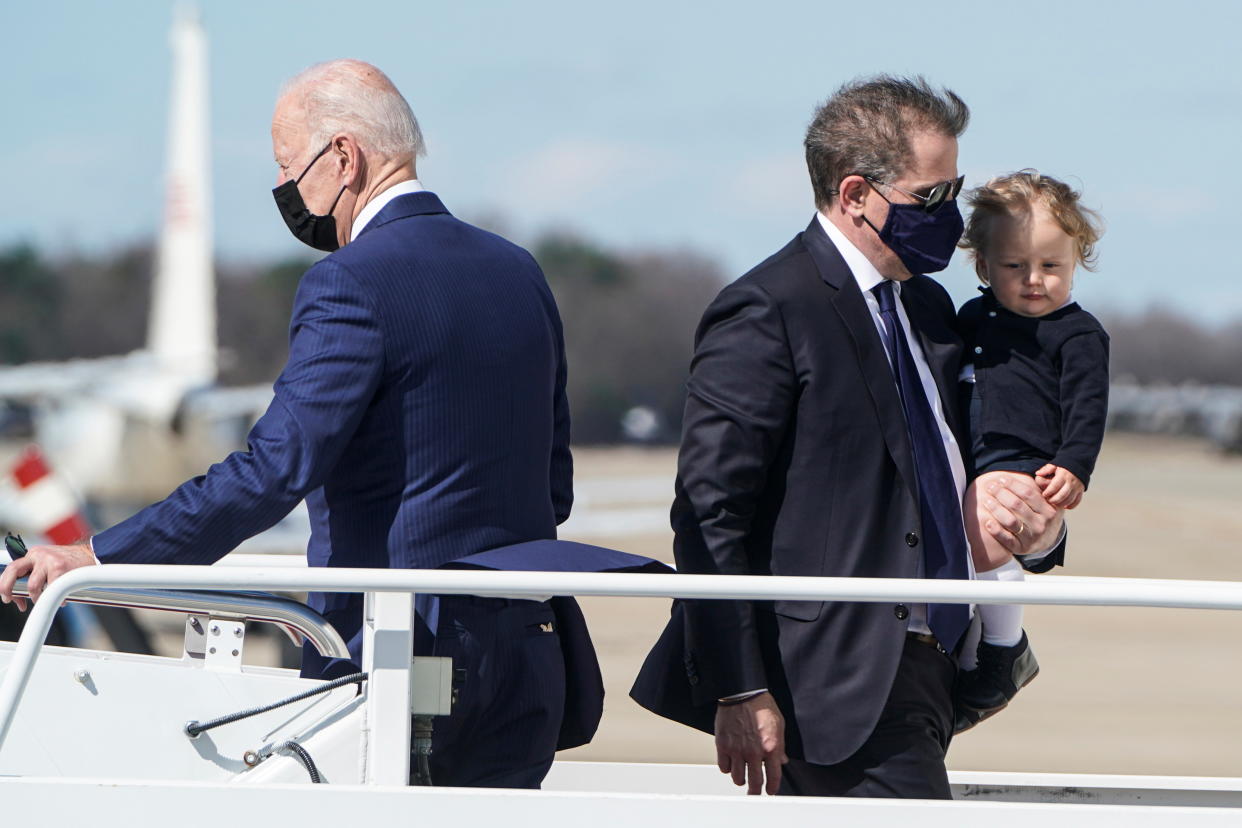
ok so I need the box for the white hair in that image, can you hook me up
[281,59,425,161]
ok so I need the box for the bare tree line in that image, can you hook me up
[1099,308,1242,387]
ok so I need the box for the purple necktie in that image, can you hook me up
[872,280,970,652]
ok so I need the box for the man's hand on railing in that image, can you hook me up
[0,543,95,611]
[714,691,788,795]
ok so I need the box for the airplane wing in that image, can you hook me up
[0,356,133,401]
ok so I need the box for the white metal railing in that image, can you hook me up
[0,571,349,659]
[2,565,1242,753]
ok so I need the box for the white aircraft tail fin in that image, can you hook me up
[148,4,216,386]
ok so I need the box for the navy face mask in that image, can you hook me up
[272,142,347,252]
[864,190,964,275]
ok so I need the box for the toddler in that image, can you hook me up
[955,170,1109,730]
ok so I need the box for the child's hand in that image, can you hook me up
[1035,464,1084,509]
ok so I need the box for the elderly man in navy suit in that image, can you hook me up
[0,59,653,789]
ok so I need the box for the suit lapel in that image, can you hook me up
[800,218,919,500]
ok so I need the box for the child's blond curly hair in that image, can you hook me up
[960,170,1103,284]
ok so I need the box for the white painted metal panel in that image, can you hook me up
[2,778,1241,827]
[361,591,413,785]
[546,762,1242,807]
[0,644,359,782]
[951,770,1242,807]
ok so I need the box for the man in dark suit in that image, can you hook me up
[0,59,652,789]
[631,76,1066,799]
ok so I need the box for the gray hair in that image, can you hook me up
[805,75,969,209]
[281,59,425,161]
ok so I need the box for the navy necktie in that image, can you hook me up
[872,280,970,652]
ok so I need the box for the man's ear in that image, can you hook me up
[331,134,364,188]
[837,174,869,218]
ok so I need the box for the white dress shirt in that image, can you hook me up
[350,179,425,241]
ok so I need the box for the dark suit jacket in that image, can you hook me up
[959,288,1110,487]
[93,192,641,748]
[631,218,1063,766]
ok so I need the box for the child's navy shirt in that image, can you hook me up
[957,287,1110,487]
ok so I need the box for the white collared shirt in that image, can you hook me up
[349,179,425,241]
[816,212,974,635]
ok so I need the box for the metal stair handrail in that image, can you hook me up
[1,564,1241,752]
[0,565,349,662]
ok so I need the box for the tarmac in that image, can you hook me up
[557,434,1242,778]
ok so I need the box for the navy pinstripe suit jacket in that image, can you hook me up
[94,192,646,747]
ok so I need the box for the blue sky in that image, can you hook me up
[5,0,1242,321]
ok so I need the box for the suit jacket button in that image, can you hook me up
[893,604,909,621]
[974,346,983,355]
[905,532,919,547]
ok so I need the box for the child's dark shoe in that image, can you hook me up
[954,630,1039,733]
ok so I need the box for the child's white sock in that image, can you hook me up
[976,557,1024,647]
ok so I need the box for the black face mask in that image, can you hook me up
[863,186,964,275]
[272,142,347,252]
